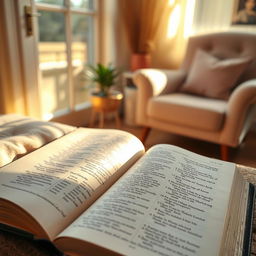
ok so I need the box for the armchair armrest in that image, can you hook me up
[133,68,186,96]
[133,68,186,125]
[228,79,256,107]
[221,79,256,146]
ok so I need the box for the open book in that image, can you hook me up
[0,128,254,256]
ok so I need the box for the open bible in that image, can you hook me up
[0,128,254,256]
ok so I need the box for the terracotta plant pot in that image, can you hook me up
[91,90,123,112]
[130,53,151,71]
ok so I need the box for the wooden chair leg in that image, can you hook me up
[220,145,229,161]
[140,127,151,143]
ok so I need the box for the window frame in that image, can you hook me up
[34,0,99,119]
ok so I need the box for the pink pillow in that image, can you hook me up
[181,49,251,99]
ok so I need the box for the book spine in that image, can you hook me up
[242,183,255,256]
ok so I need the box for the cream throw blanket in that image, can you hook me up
[0,114,76,167]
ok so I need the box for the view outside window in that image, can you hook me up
[71,0,93,9]
[37,11,69,116]
[72,14,94,105]
[36,0,65,5]
[35,0,95,119]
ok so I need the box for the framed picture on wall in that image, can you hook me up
[232,0,256,25]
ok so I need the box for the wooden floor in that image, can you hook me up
[90,117,256,169]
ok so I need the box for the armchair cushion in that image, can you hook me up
[180,49,251,100]
[148,93,227,131]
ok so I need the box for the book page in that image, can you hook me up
[0,128,144,240]
[56,144,236,256]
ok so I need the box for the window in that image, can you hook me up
[35,0,97,119]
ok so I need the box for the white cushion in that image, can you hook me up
[0,114,75,167]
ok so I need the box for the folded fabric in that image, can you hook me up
[0,114,76,167]
[180,49,251,99]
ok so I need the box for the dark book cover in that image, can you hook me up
[242,183,255,256]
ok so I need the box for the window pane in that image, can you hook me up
[70,0,94,10]
[72,14,94,106]
[35,0,65,6]
[37,11,70,118]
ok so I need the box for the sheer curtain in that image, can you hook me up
[120,0,181,70]
[0,0,27,115]
[120,0,175,54]
[152,0,192,68]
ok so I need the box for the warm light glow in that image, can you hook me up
[169,0,175,6]
[43,113,54,121]
[184,0,196,38]
[167,4,181,38]
[147,70,168,95]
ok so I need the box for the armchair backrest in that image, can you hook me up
[181,32,256,82]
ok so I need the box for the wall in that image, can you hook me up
[193,0,256,35]
[101,0,130,71]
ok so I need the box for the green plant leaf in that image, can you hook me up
[82,63,120,95]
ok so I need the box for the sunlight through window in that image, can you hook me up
[167,4,181,38]
[169,0,175,6]
[184,0,196,38]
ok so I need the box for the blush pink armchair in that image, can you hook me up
[133,32,256,160]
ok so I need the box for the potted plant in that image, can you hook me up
[84,63,123,116]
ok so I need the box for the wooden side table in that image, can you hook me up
[89,91,123,128]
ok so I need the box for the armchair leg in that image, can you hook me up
[220,145,229,161]
[140,127,151,143]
